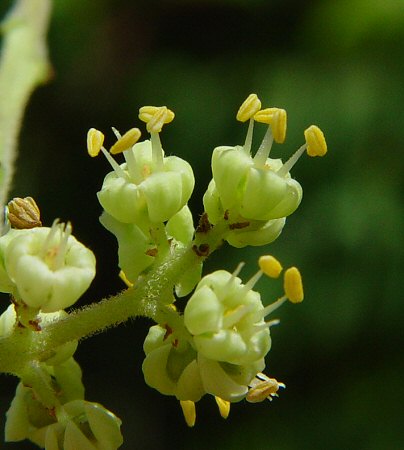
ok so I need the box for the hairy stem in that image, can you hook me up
[0,241,202,374]
[0,0,52,225]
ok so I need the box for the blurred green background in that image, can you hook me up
[1,0,403,449]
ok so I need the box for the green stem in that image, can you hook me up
[0,215,229,375]
[0,241,200,374]
[0,0,52,227]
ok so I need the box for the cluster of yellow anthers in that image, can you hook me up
[237,93,327,157]
[178,255,303,427]
[87,106,174,159]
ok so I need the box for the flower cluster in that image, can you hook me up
[88,107,200,294]
[5,362,122,449]
[142,254,304,426]
[0,197,123,449]
[0,93,327,447]
[203,93,327,247]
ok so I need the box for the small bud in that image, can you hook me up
[7,197,41,229]
[304,125,327,157]
[87,128,105,157]
[284,267,304,303]
[259,255,283,278]
[110,128,141,155]
[236,94,261,122]
[254,108,287,143]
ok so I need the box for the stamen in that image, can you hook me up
[111,127,122,140]
[87,128,105,157]
[110,128,141,155]
[241,270,263,295]
[253,319,280,333]
[223,304,252,328]
[253,125,274,167]
[254,108,287,144]
[7,197,42,229]
[147,107,169,133]
[247,373,285,403]
[180,400,196,427]
[276,143,307,178]
[215,397,230,419]
[100,146,128,179]
[259,255,283,278]
[139,106,175,126]
[284,267,304,303]
[39,219,59,259]
[54,222,72,270]
[243,118,255,154]
[261,296,288,317]
[236,94,261,122]
[150,132,164,171]
[304,125,327,157]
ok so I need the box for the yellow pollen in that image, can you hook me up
[254,108,287,143]
[139,105,175,132]
[236,93,261,122]
[180,400,196,427]
[304,125,327,157]
[110,128,141,155]
[87,128,105,157]
[258,255,283,278]
[247,374,285,403]
[284,267,304,303]
[215,397,231,419]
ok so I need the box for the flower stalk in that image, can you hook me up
[0,0,52,224]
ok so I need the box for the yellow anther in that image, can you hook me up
[215,397,230,419]
[254,108,287,143]
[247,373,285,403]
[110,128,142,155]
[138,106,175,132]
[304,125,327,157]
[7,197,42,229]
[87,128,105,157]
[119,270,134,288]
[284,267,304,303]
[236,93,262,122]
[258,255,283,278]
[180,400,196,427]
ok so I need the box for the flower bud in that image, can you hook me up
[142,325,206,402]
[7,197,42,229]
[4,222,96,312]
[100,212,155,283]
[5,358,85,446]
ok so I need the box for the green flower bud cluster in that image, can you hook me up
[203,94,327,248]
[88,107,199,293]
[142,255,304,424]
[5,360,122,449]
[1,303,123,449]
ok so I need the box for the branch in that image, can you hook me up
[0,0,52,226]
